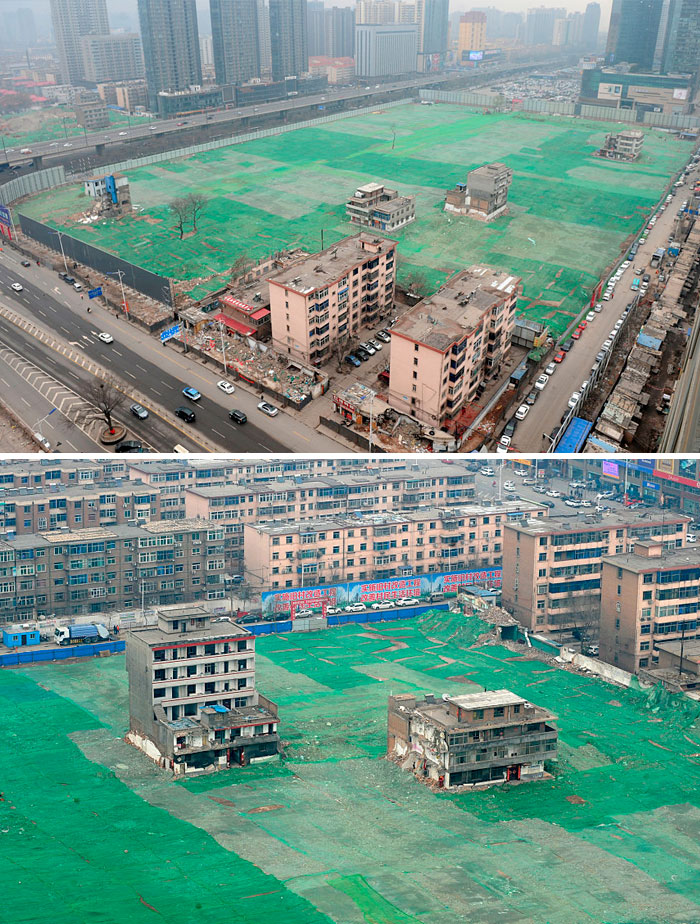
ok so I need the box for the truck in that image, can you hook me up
[55,623,110,646]
[650,247,665,268]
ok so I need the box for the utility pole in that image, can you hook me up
[52,230,69,273]
[106,269,128,315]
[219,319,227,373]
[679,619,686,679]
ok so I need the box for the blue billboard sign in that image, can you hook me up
[261,567,503,616]
[0,205,11,229]
[88,286,103,299]
[160,323,181,343]
[643,481,659,491]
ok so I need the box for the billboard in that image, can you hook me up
[261,567,502,616]
[469,51,484,61]
[602,460,619,479]
[0,205,11,229]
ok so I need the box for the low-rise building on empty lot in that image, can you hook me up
[444,163,513,220]
[126,604,279,774]
[388,689,558,788]
[346,182,416,232]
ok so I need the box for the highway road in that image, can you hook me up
[512,158,699,453]
[0,251,343,453]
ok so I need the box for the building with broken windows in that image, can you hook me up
[387,689,557,788]
[126,604,279,774]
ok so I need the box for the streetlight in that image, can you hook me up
[51,230,69,274]
[106,269,128,315]
[218,319,228,373]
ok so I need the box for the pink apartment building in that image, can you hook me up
[268,233,397,365]
[389,266,519,427]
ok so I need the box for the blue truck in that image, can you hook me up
[54,623,110,646]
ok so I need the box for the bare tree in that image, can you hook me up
[185,192,208,232]
[169,197,189,240]
[229,252,252,282]
[77,379,126,436]
[405,270,430,298]
[390,124,397,150]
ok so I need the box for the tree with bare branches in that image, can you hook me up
[78,379,126,436]
[229,252,252,282]
[185,192,208,231]
[169,197,189,240]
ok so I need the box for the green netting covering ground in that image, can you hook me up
[1,104,150,148]
[4,609,700,923]
[17,105,692,335]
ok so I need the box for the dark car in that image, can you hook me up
[526,391,538,405]
[229,409,247,424]
[503,420,516,437]
[561,338,574,352]
[344,354,361,368]
[63,275,75,285]
[175,406,196,423]
[114,440,143,453]
[540,499,556,508]
[642,274,650,283]
[354,347,370,361]
[20,260,31,267]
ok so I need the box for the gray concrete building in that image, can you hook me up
[50,0,110,85]
[355,22,418,76]
[346,182,416,232]
[126,604,279,774]
[81,33,145,83]
[210,0,261,86]
[270,0,308,81]
[445,163,513,221]
[388,689,558,788]
[138,0,202,112]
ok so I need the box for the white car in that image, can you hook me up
[535,373,549,390]
[118,131,128,136]
[545,362,556,375]
[503,481,516,491]
[594,302,603,313]
[621,261,630,268]
[602,338,613,350]
[371,600,394,610]
[295,609,314,618]
[344,602,366,612]
[258,401,279,417]
[497,435,511,454]
[515,404,530,420]
[10,282,23,292]
[368,339,383,351]
[568,392,581,408]
[639,237,646,244]
[586,312,595,322]
[217,380,235,394]
[546,490,561,497]
[97,332,114,343]
[602,292,611,301]
[395,597,415,607]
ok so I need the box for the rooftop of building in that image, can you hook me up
[0,517,216,550]
[468,162,511,177]
[391,265,519,350]
[655,638,700,663]
[601,544,700,572]
[267,233,396,296]
[505,509,689,536]
[0,478,154,500]
[410,688,556,728]
[129,616,251,647]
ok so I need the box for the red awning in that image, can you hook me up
[213,313,255,336]
[250,307,271,321]
[221,294,254,314]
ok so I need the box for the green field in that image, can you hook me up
[18,104,692,334]
[3,610,700,924]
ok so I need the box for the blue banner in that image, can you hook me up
[160,323,181,343]
[88,286,102,299]
[643,481,659,491]
[0,205,11,229]
[261,567,502,616]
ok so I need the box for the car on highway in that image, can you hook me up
[514,468,528,476]
[515,404,530,420]
[63,143,72,148]
[96,332,114,343]
[540,499,556,508]
[546,490,561,497]
[294,609,314,618]
[118,131,127,136]
[554,351,565,363]
[565,499,581,507]
[182,386,201,401]
[375,329,391,343]
[175,406,196,423]
[20,260,31,267]
[130,403,148,420]
[580,500,593,508]
[345,353,361,367]
[20,147,32,154]
[229,409,247,424]
[523,478,537,486]
[535,373,549,390]
[258,401,279,417]
[503,481,516,491]
[217,380,235,394]
[545,362,556,375]
[371,600,394,610]
[10,282,23,292]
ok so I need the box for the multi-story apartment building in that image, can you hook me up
[74,91,110,129]
[0,480,161,537]
[388,689,558,788]
[210,0,261,86]
[0,519,226,624]
[346,182,415,233]
[268,233,397,366]
[502,512,690,635]
[389,265,519,427]
[126,605,279,774]
[81,33,145,83]
[599,541,700,673]
[50,0,110,84]
[355,23,418,76]
[138,0,202,112]
[244,501,546,590]
[458,11,486,60]
[269,0,308,81]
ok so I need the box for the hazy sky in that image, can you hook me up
[16,0,613,38]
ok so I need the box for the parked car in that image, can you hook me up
[503,481,516,491]
[368,339,383,351]
[546,490,561,497]
[515,404,530,420]
[355,347,370,361]
[345,354,361,367]
[375,329,391,343]
[526,391,538,405]
[358,341,376,355]
[586,312,596,322]
[497,436,511,454]
[545,362,556,375]
[561,338,574,352]
[258,401,279,417]
[395,597,415,607]
[554,351,565,363]
[344,602,366,612]
[371,600,394,610]
[568,392,581,408]
[535,374,549,390]
[480,467,495,476]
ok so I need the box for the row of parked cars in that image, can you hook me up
[344,329,391,367]
[294,597,422,617]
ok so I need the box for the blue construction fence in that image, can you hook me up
[0,639,125,667]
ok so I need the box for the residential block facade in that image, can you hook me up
[389,265,519,427]
[502,512,689,634]
[268,233,397,365]
[599,542,700,673]
[126,604,279,774]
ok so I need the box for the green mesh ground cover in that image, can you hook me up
[5,609,700,923]
[1,104,149,148]
[17,105,691,335]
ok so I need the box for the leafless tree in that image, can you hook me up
[334,333,350,372]
[390,124,397,150]
[229,252,252,282]
[169,197,189,240]
[185,192,208,232]
[77,379,126,436]
[405,270,430,298]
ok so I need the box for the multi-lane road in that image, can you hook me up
[512,162,698,452]
[0,250,344,452]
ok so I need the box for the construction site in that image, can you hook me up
[4,607,700,924]
[16,103,692,337]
